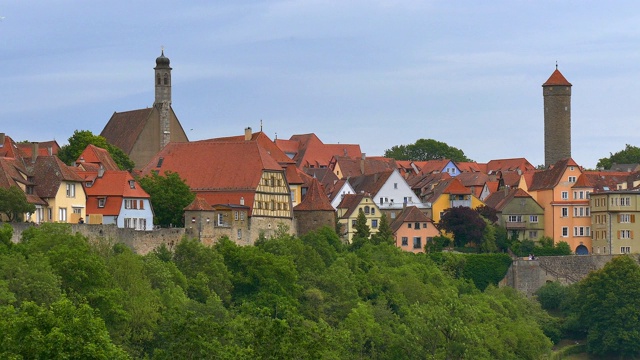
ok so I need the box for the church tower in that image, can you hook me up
[154,49,172,148]
[154,49,172,106]
[542,66,572,167]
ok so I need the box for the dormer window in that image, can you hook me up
[129,180,135,189]
[98,197,106,208]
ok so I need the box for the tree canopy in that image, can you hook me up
[437,206,487,248]
[596,144,640,169]
[0,186,36,222]
[384,138,472,162]
[57,130,135,171]
[137,171,195,227]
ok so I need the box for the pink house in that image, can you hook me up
[390,206,440,253]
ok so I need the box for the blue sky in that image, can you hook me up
[2,1,640,168]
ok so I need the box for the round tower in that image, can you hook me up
[154,48,172,106]
[542,66,572,167]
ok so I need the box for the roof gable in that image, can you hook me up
[100,108,154,154]
[294,178,334,211]
[543,69,572,86]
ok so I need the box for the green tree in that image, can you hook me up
[57,130,135,171]
[437,206,486,247]
[0,186,36,222]
[596,144,640,169]
[384,138,471,162]
[351,210,371,250]
[371,213,393,245]
[576,256,640,357]
[137,171,195,227]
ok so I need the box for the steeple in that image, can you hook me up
[154,48,172,106]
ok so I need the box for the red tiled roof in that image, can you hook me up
[390,206,433,232]
[413,159,451,175]
[0,135,28,159]
[336,193,370,219]
[333,156,397,178]
[76,144,119,171]
[284,164,304,185]
[83,171,150,198]
[184,197,213,211]
[456,172,489,187]
[456,162,481,172]
[348,169,394,196]
[543,68,572,86]
[574,171,630,192]
[484,187,537,212]
[28,156,84,198]
[422,177,471,203]
[284,133,362,169]
[17,141,60,157]
[529,158,579,191]
[100,108,153,154]
[294,178,334,211]
[205,131,294,165]
[483,158,535,174]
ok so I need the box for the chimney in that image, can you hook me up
[360,153,366,174]
[31,142,39,163]
[244,127,252,141]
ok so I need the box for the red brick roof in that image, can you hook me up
[76,144,119,171]
[543,68,572,86]
[529,158,580,191]
[184,197,213,211]
[390,206,433,232]
[294,178,334,211]
[100,108,154,154]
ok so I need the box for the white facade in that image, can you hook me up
[330,181,356,210]
[116,198,154,231]
[373,170,429,215]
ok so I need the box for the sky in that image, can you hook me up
[2,1,640,169]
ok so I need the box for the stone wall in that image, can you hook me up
[294,210,335,237]
[6,223,185,255]
[500,254,636,297]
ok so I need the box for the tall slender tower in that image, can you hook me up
[154,49,172,148]
[542,65,572,167]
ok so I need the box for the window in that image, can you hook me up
[140,200,144,210]
[352,220,357,227]
[620,230,632,239]
[59,208,67,222]
[568,176,576,182]
[98,198,106,208]
[66,183,76,198]
[508,215,522,222]
[407,223,412,229]
[217,213,224,226]
[237,229,242,239]
[413,237,422,249]
[561,191,568,200]
[623,197,631,206]
[574,226,590,237]
[529,231,538,239]
[422,222,427,229]
[371,208,375,215]
[129,180,135,189]
[401,237,408,246]
[562,227,568,237]
[620,214,631,223]
[414,222,420,229]
[364,206,370,214]
[529,215,538,223]
[394,183,398,189]
[380,197,384,205]
[561,208,568,217]
[372,219,378,228]
[73,207,82,214]
[240,212,245,220]
[234,211,239,220]
[621,246,631,254]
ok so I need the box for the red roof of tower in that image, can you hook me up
[543,68,572,86]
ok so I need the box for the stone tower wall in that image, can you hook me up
[543,85,571,167]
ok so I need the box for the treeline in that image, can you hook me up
[0,223,556,359]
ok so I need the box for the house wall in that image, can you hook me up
[394,220,440,253]
[117,198,154,230]
[499,197,545,241]
[330,182,355,210]
[48,181,86,223]
[337,197,381,243]
[252,171,293,218]
[591,192,640,255]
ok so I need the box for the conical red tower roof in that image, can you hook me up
[543,68,572,86]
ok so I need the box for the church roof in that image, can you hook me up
[100,108,154,154]
[543,68,572,86]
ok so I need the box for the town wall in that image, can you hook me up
[294,210,335,237]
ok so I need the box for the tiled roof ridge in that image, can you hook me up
[543,68,572,86]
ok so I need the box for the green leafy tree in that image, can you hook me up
[138,171,195,227]
[575,256,640,357]
[371,213,393,245]
[476,205,498,223]
[0,186,36,222]
[437,206,486,247]
[384,138,472,162]
[597,144,640,169]
[57,130,135,171]
[350,210,371,249]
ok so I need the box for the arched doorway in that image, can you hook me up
[575,245,589,255]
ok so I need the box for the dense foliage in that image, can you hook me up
[437,206,487,248]
[57,130,135,171]
[596,144,640,169]
[0,223,556,359]
[137,171,196,227]
[0,186,36,222]
[384,138,472,162]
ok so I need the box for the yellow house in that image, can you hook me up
[591,190,640,254]
[336,193,381,243]
[422,177,484,224]
[29,156,87,223]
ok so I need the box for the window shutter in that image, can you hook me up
[632,214,636,223]
[618,214,621,223]
[631,231,634,239]
[617,230,621,239]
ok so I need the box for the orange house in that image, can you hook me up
[390,206,440,253]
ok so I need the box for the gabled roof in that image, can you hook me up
[482,158,535,174]
[184,197,214,211]
[412,159,451,175]
[529,158,580,191]
[28,156,84,198]
[333,156,397,178]
[205,131,294,165]
[407,172,451,190]
[294,178,334,211]
[422,177,471,203]
[82,171,150,198]
[348,169,394,196]
[484,187,538,212]
[17,140,60,157]
[280,133,362,169]
[456,162,481,173]
[499,171,524,188]
[326,178,351,202]
[0,134,28,159]
[100,108,154,154]
[336,193,370,219]
[610,163,640,172]
[139,141,283,192]
[306,167,339,190]
[543,68,572,86]
[456,172,489,187]
[76,144,119,171]
[390,206,433,232]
